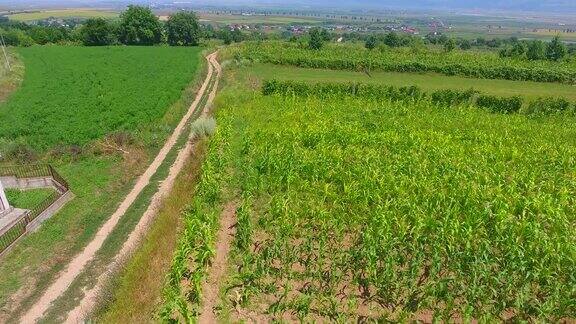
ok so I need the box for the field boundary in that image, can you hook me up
[20,51,220,323]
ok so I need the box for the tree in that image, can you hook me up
[308,28,324,50]
[365,35,377,50]
[459,39,472,50]
[118,5,162,45]
[165,11,201,46]
[526,40,546,60]
[219,29,232,45]
[27,26,67,45]
[512,41,527,57]
[231,28,244,43]
[383,32,400,47]
[320,29,331,41]
[443,38,456,52]
[80,18,116,46]
[546,35,567,61]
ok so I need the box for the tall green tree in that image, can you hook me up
[166,11,201,46]
[383,32,400,47]
[308,28,324,50]
[546,35,567,61]
[526,40,546,60]
[459,39,472,50]
[231,28,244,43]
[365,35,378,50]
[80,18,116,46]
[443,38,456,52]
[118,5,162,45]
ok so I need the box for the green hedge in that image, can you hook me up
[476,95,524,114]
[262,79,575,116]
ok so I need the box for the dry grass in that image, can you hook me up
[0,50,24,103]
[96,140,208,323]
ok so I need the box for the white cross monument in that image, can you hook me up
[0,180,10,217]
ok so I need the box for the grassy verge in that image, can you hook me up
[97,140,208,322]
[237,63,576,102]
[0,48,24,103]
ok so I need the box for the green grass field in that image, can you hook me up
[0,46,201,150]
[0,46,204,321]
[162,62,576,321]
[238,63,576,101]
[5,188,56,210]
[7,9,118,21]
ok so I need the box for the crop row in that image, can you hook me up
[230,41,576,84]
[262,79,575,115]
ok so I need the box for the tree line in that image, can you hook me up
[299,28,572,63]
[0,6,241,47]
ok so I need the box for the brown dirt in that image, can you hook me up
[20,52,220,324]
[198,201,238,324]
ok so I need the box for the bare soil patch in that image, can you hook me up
[198,201,238,324]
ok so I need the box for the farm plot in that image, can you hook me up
[0,46,201,150]
[163,84,576,321]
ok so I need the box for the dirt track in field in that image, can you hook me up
[20,51,221,324]
[198,201,238,324]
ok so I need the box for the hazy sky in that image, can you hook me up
[1,0,575,14]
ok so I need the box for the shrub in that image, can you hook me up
[523,97,572,116]
[476,95,523,114]
[308,28,324,50]
[190,117,216,139]
[431,88,477,106]
[234,41,576,84]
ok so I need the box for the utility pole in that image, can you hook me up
[0,33,11,73]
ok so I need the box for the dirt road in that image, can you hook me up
[20,52,221,323]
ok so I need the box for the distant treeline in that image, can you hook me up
[0,6,263,47]
[262,79,575,116]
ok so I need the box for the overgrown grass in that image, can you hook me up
[96,140,208,323]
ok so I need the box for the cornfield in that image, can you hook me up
[228,41,576,84]
[162,86,576,321]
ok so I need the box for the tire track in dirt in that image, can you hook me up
[198,201,238,324]
[20,51,220,324]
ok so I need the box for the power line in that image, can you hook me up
[0,33,11,73]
